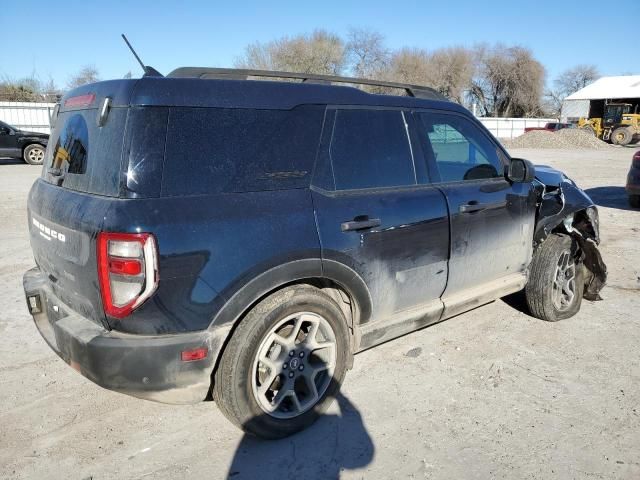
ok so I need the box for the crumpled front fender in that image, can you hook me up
[533,164,607,300]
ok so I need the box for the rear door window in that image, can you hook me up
[161,105,324,196]
[329,109,416,190]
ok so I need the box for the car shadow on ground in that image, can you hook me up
[0,157,26,165]
[225,393,374,479]
[501,290,531,316]
[584,186,637,211]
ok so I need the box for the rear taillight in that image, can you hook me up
[633,151,640,168]
[97,232,159,319]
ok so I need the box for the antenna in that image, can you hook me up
[121,34,163,77]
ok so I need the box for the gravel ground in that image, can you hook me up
[1,147,639,480]
[503,129,614,150]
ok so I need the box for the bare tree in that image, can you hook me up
[555,64,600,96]
[0,74,60,102]
[545,64,600,116]
[0,78,39,102]
[384,48,431,84]
[345,28,389,79]
[233,31,549,116]
[67,65,100,90]
[424,47,473,103]
[235,30,346,75]
[383,47,473,102]
[470,44,545,117]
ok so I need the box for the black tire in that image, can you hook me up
[611,127,633,146]
[23,144,46,165]
[629,194,640,208]
[525,234,584,322]
[213,285,351,439]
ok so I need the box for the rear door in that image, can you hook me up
[414,110,536,316]
[312,107,450,331]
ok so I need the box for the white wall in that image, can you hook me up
[0,102,56,134]
[477,117,558,139]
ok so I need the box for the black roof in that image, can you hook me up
[61,74,470,116]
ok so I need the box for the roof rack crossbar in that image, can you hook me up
[167,67,447,101]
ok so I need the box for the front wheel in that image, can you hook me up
[23,144,46,165]
[629,194,640,208]
[525,234,584,321]
[611,127,633,146]
[213,285,351,439]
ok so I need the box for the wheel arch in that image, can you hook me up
[22,141,47,153]
[205,258,372,394]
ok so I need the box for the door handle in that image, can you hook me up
[341,216,381,232]
[459,200,507,213]
[459,201,486,213]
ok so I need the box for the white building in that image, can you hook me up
[561,75,640,122]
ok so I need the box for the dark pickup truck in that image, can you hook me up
[524,122,573,133]
[0,120,49,164]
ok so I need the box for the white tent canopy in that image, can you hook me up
[565,75,640,100]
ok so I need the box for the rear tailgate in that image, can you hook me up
[28,183,112,326]
[28,81,136,327]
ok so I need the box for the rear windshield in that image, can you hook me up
[43,107,126,197]
[161,105,325,196]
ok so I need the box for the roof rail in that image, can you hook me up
[167,67,448,101]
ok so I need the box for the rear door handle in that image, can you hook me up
[341,217,381,232]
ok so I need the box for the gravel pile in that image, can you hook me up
[502,128,611,150]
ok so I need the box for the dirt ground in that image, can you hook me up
[1,147,639,480]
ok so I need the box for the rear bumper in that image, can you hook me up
[23,267,223,404]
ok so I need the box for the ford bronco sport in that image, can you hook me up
[23,68,606,439]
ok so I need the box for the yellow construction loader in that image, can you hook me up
[578,103,640,146]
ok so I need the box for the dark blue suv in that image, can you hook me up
[23,69,606,438]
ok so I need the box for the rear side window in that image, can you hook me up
[162,105,324,196]
[43,108,127,197]
[329,109,415,190]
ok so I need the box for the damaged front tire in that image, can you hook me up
[525,234,584,322]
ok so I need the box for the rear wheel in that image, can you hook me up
[213,285,350,439]
[629,194,640,208]
[525,234,584,322]
[23,144,45,165]
[611,127,633,146]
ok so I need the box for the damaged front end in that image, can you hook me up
[532,165,607,301]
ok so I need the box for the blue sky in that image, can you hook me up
[2,0,638,89]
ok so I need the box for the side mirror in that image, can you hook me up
[507,158,536,183]
[0,127,9,135]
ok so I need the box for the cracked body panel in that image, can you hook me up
[532,164,607,300]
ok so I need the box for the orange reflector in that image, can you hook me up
[64,93,96,107]
[181,347,208,362]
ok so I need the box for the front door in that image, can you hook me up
[414,110,536,316]
[0,121,20,157]
[311,108,450,344]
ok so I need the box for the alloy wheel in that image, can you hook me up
[251,312,337,419]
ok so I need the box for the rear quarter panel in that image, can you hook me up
[103,189,321,334]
